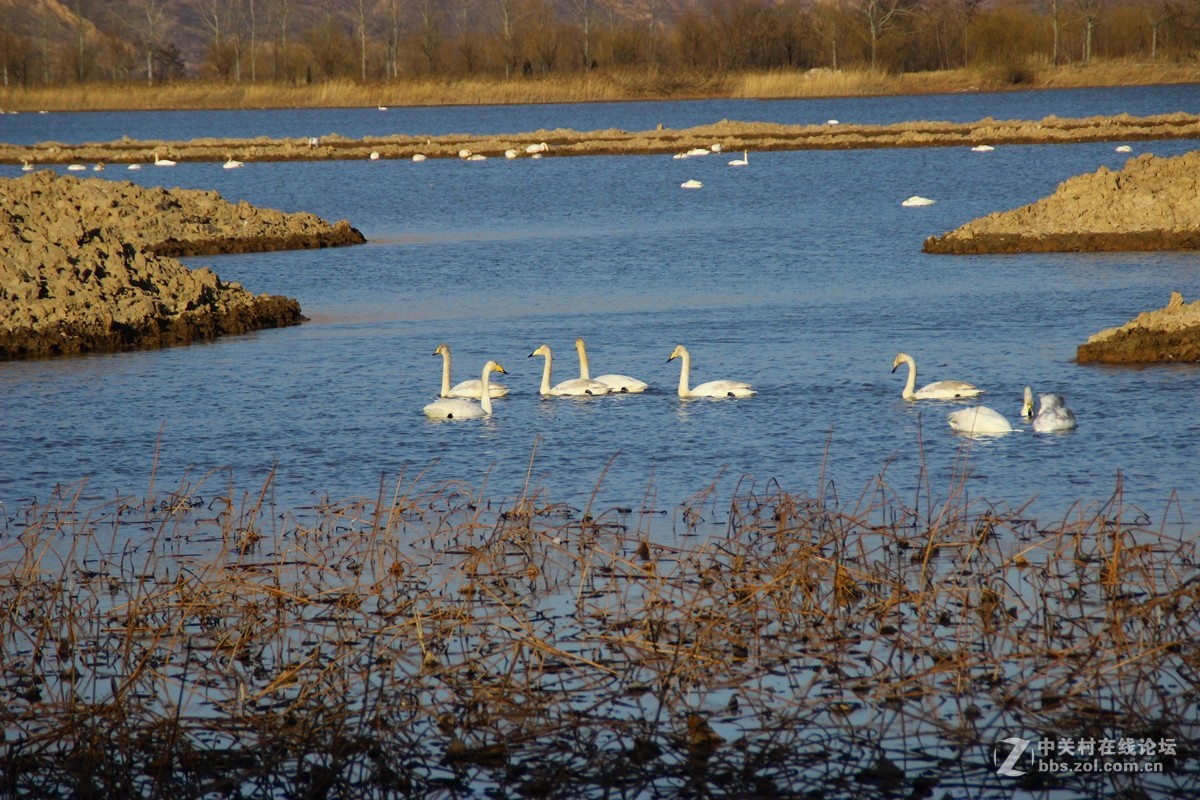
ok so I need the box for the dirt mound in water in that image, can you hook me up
[0,171,364,360]
[921,150,1200,362]
[1077,291,1200,364]
[923,150,1200,254]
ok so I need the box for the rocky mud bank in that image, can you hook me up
[0,171,364,360]
[3,112,1199,166]
[922,149,1200,363]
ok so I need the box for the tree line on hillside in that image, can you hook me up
[0,0,1197,89]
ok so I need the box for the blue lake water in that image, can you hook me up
[3,86,1200,538]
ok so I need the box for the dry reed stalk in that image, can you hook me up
[0,467,1196,798]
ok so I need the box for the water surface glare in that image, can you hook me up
[2,94,1200,539]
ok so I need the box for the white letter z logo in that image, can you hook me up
[995,737,1030,777]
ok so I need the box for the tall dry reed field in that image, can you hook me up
[2,61,1197,113]
[0,456,1196,798]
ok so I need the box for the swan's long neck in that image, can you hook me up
[440,351,453,396]
[539,352,553,395]
[576,339,591,380]
[480,365,494,415]
[901,357,917,400]
[676,350,691,397]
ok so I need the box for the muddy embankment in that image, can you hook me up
[0,171,364,360]
[3,111,1200,166]
[922,149,1200,363]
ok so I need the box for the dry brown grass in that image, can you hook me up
[2,60,1197,113]
[0,461,1196,798]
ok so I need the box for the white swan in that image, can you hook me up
[1115,145,1133,153]
[504,149,518,159]
[901,195,935,206]
[434,343,508,398]
[971,144,995,152]
[575,337,648,393]
[530,344,612,396]
[92,162,104,171]
[412,154,427,162]
[369,151,381,160]
[947,406,1014,436]
[728,150,748,166]
[1032,393,1077,432]
[668,344,755,399]
[892,353,982,401]
[223,155,245,169]
[1021,386,1034,420]
[423,361,506,419]
[67,163,87,171]
[20,159,34,171]
[152,151,176,166]
[681,179,703,189]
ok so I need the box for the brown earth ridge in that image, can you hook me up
[921,149,1200,363]
[0,171,364,360]
[3,111,1200,166]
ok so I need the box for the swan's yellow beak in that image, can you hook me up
[495,364,507,374]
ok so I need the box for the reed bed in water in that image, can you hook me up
[0,462,1197,798]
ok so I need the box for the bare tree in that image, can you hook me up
[494,0,518,77]
[123,0,170,84]
[568,0,597,68]
[354,0,369,80]
[1074,0,1105,62]
[1046,0,1062,63]
[270,0,292,80]
[415,0,445,74]
[852,0,917,69]
[1141,0,1170,59]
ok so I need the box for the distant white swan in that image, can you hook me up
[526,142,548,154]
[892,353,982,401]
[20,159,34,171]
[686,147,710,157]
[127,163,142,170]
[575,337,648,393]
[412,154,427,162]
[67,163,87,171]
[530,344,612,396]
[901,195,935,206]
[948,406,1014,436]
[504,149,518,159]
[92,162,104,171]
[1021,386,1034,420]
[223,155,244,169]
[668,344,755,399]
[1033,393,1077,432]
[1115,145,1132,153]
[369,151,381,160]
[435,343,508,398]
[423,360,506,419]
[152,151,176,166]
[681,179,703,189]
[728,150,748,166]
[467,153,487,161]
[971,144,995,152]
